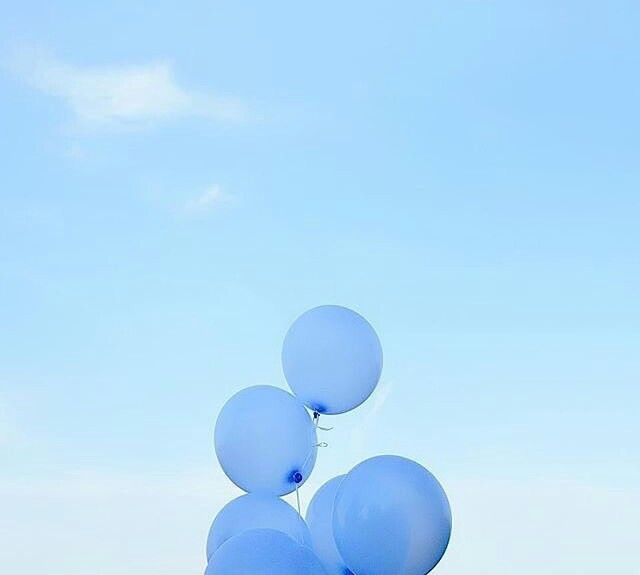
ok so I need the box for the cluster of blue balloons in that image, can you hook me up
[206,305,452,575]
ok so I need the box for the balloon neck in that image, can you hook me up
[290,471,303,484]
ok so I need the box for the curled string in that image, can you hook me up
[313,411,333,431]
[299,411,332,472]
[300,439,327,472]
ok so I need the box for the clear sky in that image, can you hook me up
[1,2,638,574]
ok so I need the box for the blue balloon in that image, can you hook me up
[282,305,383,414]
[206,528,327,575]
[333,455,452,575]
[215,385,317,495]
[207,493,311,560]
[306,475,353,575]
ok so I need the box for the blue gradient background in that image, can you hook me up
[1,2,638,574]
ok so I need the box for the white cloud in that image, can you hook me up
[10,48,246,129]
[183,185,230,215]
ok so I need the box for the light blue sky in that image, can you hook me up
[1,2,638,573]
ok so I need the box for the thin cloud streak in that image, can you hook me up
[349,378,393,456]
[9,48,247,129]
[183,185,230,215]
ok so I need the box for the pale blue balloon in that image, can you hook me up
[282,305,383,415]
[206,528,327,575]
[207,493,311,560]
[333,455,452,575]
[215,385,317,496]
[306,475,353,575]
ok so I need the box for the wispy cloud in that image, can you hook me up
[183,185,230,215]
[9,48,246,129]
[349,378,393,455]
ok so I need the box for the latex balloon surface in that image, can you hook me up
[206,528,327,575]
[333,455,451,575]
[282,305,383,414]
[306,475,352,575]
[207,493,311,560]
[214,385,317,495]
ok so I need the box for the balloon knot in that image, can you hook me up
[291,471,303,484]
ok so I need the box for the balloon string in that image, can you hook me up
[301,439,328,479]
[299,413,330,473]
[291,414,329,542]
[294,482,308,545]
[313,411,333,432]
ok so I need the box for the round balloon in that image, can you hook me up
[215,386,317,495]
[333,455,451,575]
[282,305,383,414]
[306,475,353,575]
[206,528,327,575]
[207,493,311,560]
